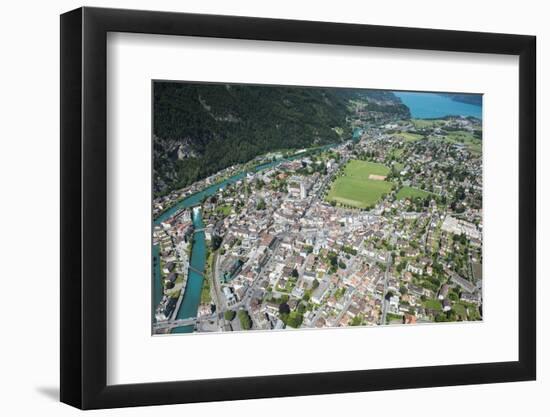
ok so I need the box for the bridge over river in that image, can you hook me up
[188,265,204,276]
[153,313,217,331]
[153,317,197,331]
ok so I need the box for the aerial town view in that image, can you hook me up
[152,82,483,334]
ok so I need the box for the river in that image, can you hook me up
[171,207,206,333]
[153,173,247,333]
[393,91,482,119]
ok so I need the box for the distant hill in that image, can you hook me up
[439,93,482,106]
[153,82,408,196]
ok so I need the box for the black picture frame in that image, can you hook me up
[60,6,536,410]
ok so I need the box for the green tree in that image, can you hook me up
[351,316,362,326]
[286,312,303,328]
[211,235,223,250]
[256,198,266,210]
[279,302,291,315]
[237,310,252,330]
[224,310,236,321]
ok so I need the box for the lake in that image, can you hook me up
[393,91,482,119]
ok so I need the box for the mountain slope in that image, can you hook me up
[153,82,409,196]
[153,82,355,195]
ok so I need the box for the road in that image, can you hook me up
[333,289,355,325]
[313,155,349,203]
[215,237,281,331]
[379,253,393,325]
[210,251,222,309]
[212,250,226,313]
[422,214,435,252]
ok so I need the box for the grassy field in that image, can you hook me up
[411,119,446,129]
[215,205,233,216]
[200,253,214,304]
[327,160,392,209]
[408,117,482,154]
[452,303,467,318]
[393,162,405,172]
[408,125,481,155]
[423,298,442,311]
[442,130,482,154]
[386,313,404,324]
[328,177,393,208]
[344,160,390,178]
[395,132,424,142]
[463,302,482,321]
[391,148,405,158]
[396,186,431,200]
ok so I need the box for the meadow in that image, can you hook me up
[395,132,424,142]
[344,160,390,178]
[395,186,432,200]
[441,130,482,154]
[411,118,447,129]
[327,160,392,208]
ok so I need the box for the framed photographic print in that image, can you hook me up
[60,6,536,410]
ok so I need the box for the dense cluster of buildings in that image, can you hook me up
[152,113,483,333]
[153,210,192,322]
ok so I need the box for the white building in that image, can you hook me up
[441,215,481,240]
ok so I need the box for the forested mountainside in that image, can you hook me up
[439,93,483,106]
[153,82,407,196]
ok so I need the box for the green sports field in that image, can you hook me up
[327,160,392,209]
[396,186,431,200]
[344,160,390,178]
[395,132,424,142]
